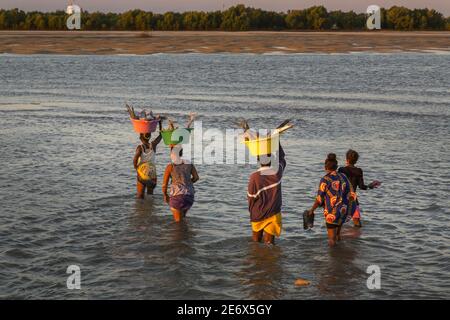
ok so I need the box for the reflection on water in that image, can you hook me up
[171,220,194,244]
[128,197,195,252]
[341,225,363,240]
[130,198,157,230]
[237,243,284,300]
[314,244,360,299]
[133,198,156,215]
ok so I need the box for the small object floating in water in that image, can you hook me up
[294,278,311,287]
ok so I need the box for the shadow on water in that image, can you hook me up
[170,219,194,244]
[109,197,162,260]
[117,197,199,298]
[313,240,364,299]
[237,242,285,300]
[129,197,157,229]
[341,225,363,240]
[127,197,196,246]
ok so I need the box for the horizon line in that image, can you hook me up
[1,5,449,16]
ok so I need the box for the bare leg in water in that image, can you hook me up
[137,179,145,199]
[336,226,342,241]
[263,232,275,245]
[327,228,338,247]
[353,218,362,227]
[171,208,188,222]
[171,208,183,222]
[252,230,263,243]
[147,179,157,195]
[252,230,275,245]
[137,180,156,198]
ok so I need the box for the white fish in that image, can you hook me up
[186,113,196,128]
[167,118,177,130]
[238,119,258,141]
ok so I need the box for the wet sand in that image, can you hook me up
[0,31,449,54]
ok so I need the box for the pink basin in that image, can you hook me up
[130,118,159,133]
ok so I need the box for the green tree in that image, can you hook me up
[206,11,222,30]
[286,10,306,29]
[34,14,47,30]
[426,9,446,30]
[135,11,150,30]
[386,6,414,30]
[47,15,60,30]
[183,11,205,30]
[0,11,6,30]
[305,6,328,30]
[221,5,251,31]
[157,12,181,30]
[0,6,447,31]
[118,11,134,30]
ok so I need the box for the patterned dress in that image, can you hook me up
[316,171,356,226]
[169,161,195,211]
[137,144,157,188]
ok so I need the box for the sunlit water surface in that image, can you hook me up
[0,53,449,299]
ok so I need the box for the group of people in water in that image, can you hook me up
[133,118,381,247]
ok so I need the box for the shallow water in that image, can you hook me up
[0,53,449,299]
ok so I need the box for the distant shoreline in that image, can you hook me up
[1,31,449,55]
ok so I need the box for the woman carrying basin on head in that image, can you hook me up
[133,119,163,199]
[244,119,292,246]
[247,143,286,245]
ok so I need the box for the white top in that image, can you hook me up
[138,144,155,165]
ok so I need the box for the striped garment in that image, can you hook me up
[247,145,286,222]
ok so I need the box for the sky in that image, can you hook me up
[1,1,449,15]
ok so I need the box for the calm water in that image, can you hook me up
[0,53,449,299]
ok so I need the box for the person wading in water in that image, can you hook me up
[133,119,163,199]
[338,149,381,227]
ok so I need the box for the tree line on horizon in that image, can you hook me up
[0,5,449,31]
